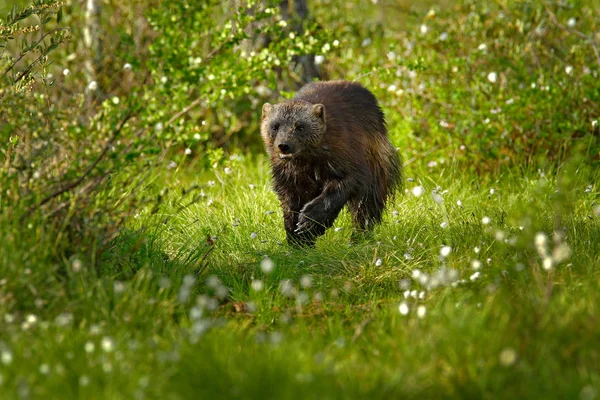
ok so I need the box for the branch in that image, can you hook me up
[546,6,600,70]
[36,111,133,208]
[2,28,70,79]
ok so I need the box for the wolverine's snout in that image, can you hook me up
[278,143,292,154]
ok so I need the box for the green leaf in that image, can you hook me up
[57,7,63,24]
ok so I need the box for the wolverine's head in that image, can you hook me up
[260,100,326,161]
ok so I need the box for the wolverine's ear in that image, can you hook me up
[262,103,273,120]
[312,103,325,123]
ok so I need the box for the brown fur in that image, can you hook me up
[261,80,402,247]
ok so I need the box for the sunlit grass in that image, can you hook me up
[0,156,599,398]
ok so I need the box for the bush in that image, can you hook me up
[309,0,600,170]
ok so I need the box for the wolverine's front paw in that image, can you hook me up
[295,211,318,235]
[295,205,327,237]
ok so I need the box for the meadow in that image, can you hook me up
[1,0,600,398]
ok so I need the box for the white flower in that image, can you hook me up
[469,271,481,281]
[87,81,98,91]
[398,302,409,315]
[565,65,574,75]
[440,246,452,257]
[567,18,576,28]
[333,40,340,47]
[123,63,132,71]
[375,258,383,267]
[432,193,444,204]
[260,257,274,273]
[1,350,13,365]
[314,55,325,65]
[416,305,427,318]
[160,76,168,84]
[250,232,258,239]
[101,337,115,352]
[361,38,372,47]
[411,186,424,197]
[251,279,264,291]
[478,43,488,52]
[300,275,313,288]
[499,347,517,366]
[420,24,428,34]
[471,260,482,270]
[487,72,498,83]
[63,68,70,76]
[185,148,192,155]
[482,216,491,225]
[84,342,95,353]
[439,32,448,41]
[440,221,448,229]
[457,200,463,207]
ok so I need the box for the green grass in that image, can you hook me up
[1,156,599,399]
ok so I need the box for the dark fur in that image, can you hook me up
[261,80,402,247]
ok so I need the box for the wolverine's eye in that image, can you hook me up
[270,123,279,133]
[296,124,305,133]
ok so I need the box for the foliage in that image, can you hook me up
[308,0,600,170]
[1,158,599,398]
[0,0,599,398]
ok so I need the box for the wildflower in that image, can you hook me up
[300,275,313,288]
[185,148,192,155]
[250,232,258,239]
[39,364,50,375]
[542,257,553,271]
[251,279,264,291]
[87,81,98,91]
[84,342,95,353]
[416,305,427,318]
[123,63,132,71]
[487,72,498,83]
[404,253,413,260]
[440,221,448,229]
[482,216,491,225]
[499,347,517,366]
[478,43,488,52]
[420,24,428,34]
[552,243,571,263]
[456,200,463,207]
[411,186,424,197]
[567,18,576,27]
[432,193,444,204]
[375,258,383,267]
[101,337,114,352]
[471,260,482,270]
[440,246,452,257]
[439,32,448,41]
[72,259,83,272]
[398,302,409,315]
[535,232,548,257]
[361,38,372,47]
[279,280,295,297]
[565,65,574,75]
[160,76,168,84]
[1,350,13,365]
[63,68,70,76]
[314,55,325,65]
[260,258,275,274]
[470,271,481,281]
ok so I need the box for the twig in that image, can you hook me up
[36,111,133,209]
[545,6,600,69]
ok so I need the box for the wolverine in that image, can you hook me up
[261,80,402,247]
